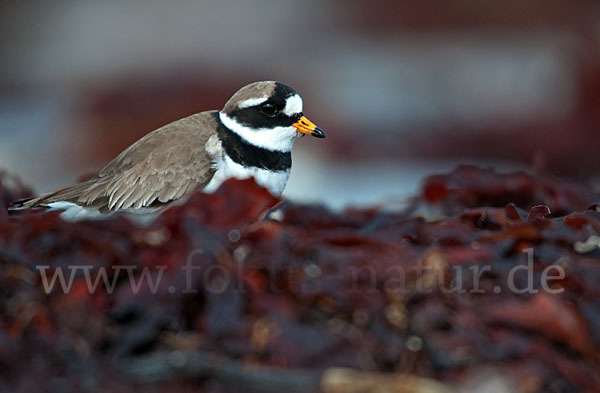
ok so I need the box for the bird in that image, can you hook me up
[9,81,325,221]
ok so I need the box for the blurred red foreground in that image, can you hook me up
[1,166,599,393]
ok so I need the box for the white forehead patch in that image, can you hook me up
[283,94,303,116]
[238,96,269,109]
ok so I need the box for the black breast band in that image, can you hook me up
[214,113,292,172]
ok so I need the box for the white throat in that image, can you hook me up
[218,112,299,153]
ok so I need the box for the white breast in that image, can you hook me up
[203,135,290,196]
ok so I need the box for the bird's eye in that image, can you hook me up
[259,103,278,116]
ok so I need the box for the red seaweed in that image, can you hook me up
[1,167,600,393]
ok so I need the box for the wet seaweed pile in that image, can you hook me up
[1,166,599,393]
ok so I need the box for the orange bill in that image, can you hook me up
[292,115,325,138]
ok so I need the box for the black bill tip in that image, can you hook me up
[311,127,326,139]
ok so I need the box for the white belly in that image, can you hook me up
[47,201,161,224]
[203,154,290,196]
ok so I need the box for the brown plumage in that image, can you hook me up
[12,111,218,212]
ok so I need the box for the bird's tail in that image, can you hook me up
[8,197,39,210]
[7,181,96,211]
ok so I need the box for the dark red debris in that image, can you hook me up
[420,165,596,216]
[1,167,600,393]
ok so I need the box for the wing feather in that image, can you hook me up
[10,112,219,212]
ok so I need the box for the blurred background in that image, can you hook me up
[1,0,600,209]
